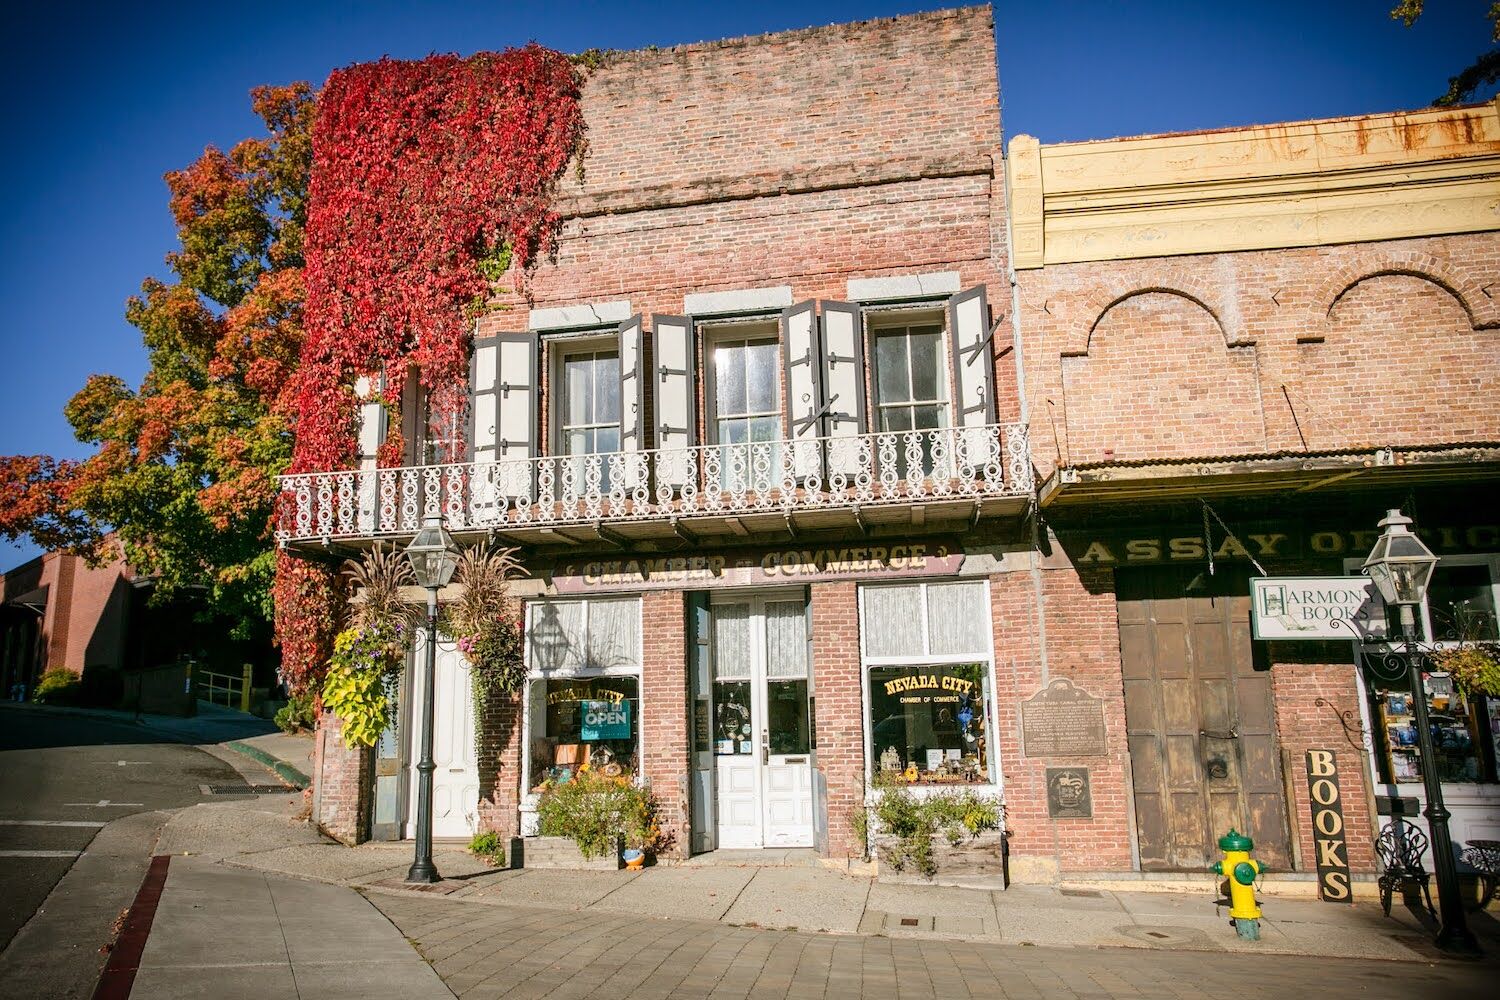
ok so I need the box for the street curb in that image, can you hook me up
[224,740,310,789]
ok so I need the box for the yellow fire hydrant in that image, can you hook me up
[1210,828,1263,941]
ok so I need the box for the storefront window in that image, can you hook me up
[860,580,996,785]
[524,597,641,791]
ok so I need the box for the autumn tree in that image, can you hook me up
[1393,1,1500,104]
[0,84,315,641]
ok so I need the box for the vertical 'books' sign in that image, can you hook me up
[1305,749,1352,903]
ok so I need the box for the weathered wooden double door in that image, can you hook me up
[1117,567,1290,871]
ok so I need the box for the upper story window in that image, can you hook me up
[872,319,948,433]
[559,348,621,458]
[710,331,781,445]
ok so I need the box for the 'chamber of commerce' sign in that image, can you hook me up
[1250,577,1385,640]
[1305,749,1352,903]
[580,700,630,741]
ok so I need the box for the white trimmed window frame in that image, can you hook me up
[519,595,645,830]
[856,578,1003,802]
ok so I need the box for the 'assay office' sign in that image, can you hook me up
[1250,577,1385,640]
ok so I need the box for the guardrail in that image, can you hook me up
[198,664,253,713]
[276,422,1033,544]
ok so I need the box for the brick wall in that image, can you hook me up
[313,711,371,845]
[989,565,1135,878]
[810,581,864,858]
[1019,233,1500,478]
[474,690,524,841]
[641,589,690,857]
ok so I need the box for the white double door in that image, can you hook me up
[711,594,814,849]
[404,630,479,840]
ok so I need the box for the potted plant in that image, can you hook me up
[867,780,1004,884]
[443,547,527,733]
[529,766,663,870]
[321,546,418,747]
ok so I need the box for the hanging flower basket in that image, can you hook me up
[1432,643,1500,698]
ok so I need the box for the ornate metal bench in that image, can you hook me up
[1458,839,1500,910]
[1376,821,1436,918]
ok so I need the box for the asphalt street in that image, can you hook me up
[0,709,242,952]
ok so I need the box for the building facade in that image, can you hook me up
[282,7,1500,886]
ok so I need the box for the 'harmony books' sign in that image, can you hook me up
[1250,577,1385,641]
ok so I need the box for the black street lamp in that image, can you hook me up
[404,513,460,884]
[1362,509,1479,955]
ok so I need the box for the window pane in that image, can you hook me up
[595,353,621,422]
[768,679,810,755]
[875,333,910,405]
[749,416,780,443]
[747,340,778,413]
[713,603,753,680]
[585,598,639,669]
[566,429,591,458]
[529,600,585,672]
[528,676,639,788]
[913,405,944,431]
[594,427,620,456]
[565,356,592,425]
[715,343,747,416]
[1428,563,1498,641]
[861,584,924,657]
[927,582,990,656]
[869,664,989,784]
[880,406,913,433]
[713,680,753,754]
[909,328,943,402]
[765,601,807,678]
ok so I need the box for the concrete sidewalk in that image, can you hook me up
[154,794,1500,965]
[131,856,453,999]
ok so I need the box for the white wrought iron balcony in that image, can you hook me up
[277,422,1033,549]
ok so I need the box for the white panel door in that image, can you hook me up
[406,632,479,840]
[711,595,814,850]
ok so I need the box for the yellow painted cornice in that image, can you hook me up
[1009,98,1500,268]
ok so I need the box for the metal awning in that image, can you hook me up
[1039,443,1500,508]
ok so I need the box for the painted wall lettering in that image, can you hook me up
[1305,749,1352,903]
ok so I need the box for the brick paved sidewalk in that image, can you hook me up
[368,890,1491,1000]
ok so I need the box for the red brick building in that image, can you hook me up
[0,547,132,700]
[283,7,1500,890]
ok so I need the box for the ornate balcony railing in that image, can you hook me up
[276,422,1032,545]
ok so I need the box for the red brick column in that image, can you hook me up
[641,590,690,857]
[1271,662,1377,874]
[811,581,864,859]
[475,691,524,840]
[312,711,371,845]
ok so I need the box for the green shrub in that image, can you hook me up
[536,768,662,859]
[33,668,82,705]
[274,690,317,734]
[467,830,506,865]
[870,786,1003,878]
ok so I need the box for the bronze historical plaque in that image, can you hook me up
[1021,678,1107,757]
[1046,767,1093,818]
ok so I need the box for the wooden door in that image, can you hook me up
[1118,567,1290,871]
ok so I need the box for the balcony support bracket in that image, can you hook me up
[593,521,631,550]
[670,517,700,546]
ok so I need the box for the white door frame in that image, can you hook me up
[404,631,479,840]
[709,588,814,849]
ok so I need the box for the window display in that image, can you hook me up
[859,580,996,785]
[1371,671,1494,784]
[524,597,642,791]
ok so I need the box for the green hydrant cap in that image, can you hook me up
[1218,828,1253,852]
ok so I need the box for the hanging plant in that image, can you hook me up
[322,545,420,747]
[444,545,528,723]
[1431,644,1500,698]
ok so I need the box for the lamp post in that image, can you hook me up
[1362,509,1479,954]
[404,513,460,884]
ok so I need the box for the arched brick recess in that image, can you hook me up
[1064,279,1251,358]
[1307,250,1499,340]
[1060,291,1266,465]
[1297,273,1500,448]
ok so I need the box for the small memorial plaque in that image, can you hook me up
[1022,678,1107,757]
[1046,767,1092,818]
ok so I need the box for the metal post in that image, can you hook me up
[1400,606,1479,954]
[407,590,441,884]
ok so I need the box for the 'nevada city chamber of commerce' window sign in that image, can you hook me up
[1250,577,1385,640]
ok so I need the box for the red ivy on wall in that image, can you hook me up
[272,45,586,693]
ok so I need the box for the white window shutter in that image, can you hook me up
[493,331,537,500]
[781,301,822,480]
[617,315,646,489]
[469,337,499,465]
[354,376,385,532]
[652,315,695,491]
[947,286,996,428]
[817,301,866,480]
[947,286,999,471]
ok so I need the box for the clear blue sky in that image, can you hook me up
[0,1,1490,569]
